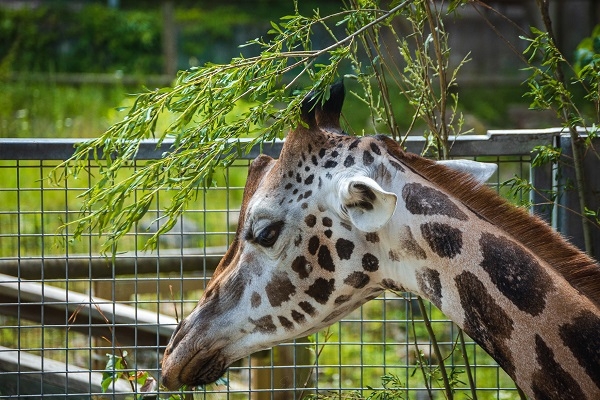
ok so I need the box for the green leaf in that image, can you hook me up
[101,352,128,392]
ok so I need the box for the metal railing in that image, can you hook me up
[0,131,560,399]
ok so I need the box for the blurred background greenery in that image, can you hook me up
[2,0,597,139]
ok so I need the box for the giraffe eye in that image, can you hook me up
[255,221,284,248]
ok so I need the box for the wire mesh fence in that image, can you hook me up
[0,132,556,399]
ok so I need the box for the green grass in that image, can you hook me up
[0,80,533,140]
[0,81,135,138]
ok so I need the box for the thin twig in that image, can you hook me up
[536,0,594,256]
[169,284,180,323]
[417,297,453,400]
[297,326,333,400]
[423,0,450,159]
[409,297,435,399]
[458,330,477,400]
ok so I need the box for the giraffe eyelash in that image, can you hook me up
[246,221,285,248]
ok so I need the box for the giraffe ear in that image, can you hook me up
[436,160,497,183]
[338,176,397,232]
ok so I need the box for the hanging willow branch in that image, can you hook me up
[52,1,411,252]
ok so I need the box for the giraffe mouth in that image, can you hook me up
[179,352,228,388]
[162,347,228,390]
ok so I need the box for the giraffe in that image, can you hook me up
[161,82,600,399]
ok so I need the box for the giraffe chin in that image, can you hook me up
[161,349,228,390]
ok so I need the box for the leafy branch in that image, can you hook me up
[519,0,600,255]
[51,1,412,252]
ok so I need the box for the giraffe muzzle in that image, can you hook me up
[162,349,228,390]
[161,317,230,390]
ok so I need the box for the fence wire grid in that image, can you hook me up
[0,132,556,399]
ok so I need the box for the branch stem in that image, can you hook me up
[536,0,594,256]
[417,297,453,400]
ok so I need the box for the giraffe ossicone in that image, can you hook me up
[161,82,600,399]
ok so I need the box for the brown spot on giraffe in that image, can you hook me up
[335,294,351,305]
[298,301,316,317]
[531,335,585,400]
[265,272,296,307]
[388,250,400,262]
[250,315,277,334]
[291,310,306,324]
[455,271,516,378]
[362,253,379,271]
[402,182,468,220]
[291,255,312,279]
[340,221,352,231]
[335,238,355,260]
[278,316,294,331]
[344,271,370,289]
[344,154,355,167]
[317,245,336,271]
[370,142,381,155]
[305,278,335,304]
[305,214,316,227]
[381,278,405,292]
[308,235,320,255]
[324,160,337,168]
[559,310,600,389]
[420,222,463,259]
[479,232,553,316]
[399,226,427,260]
[363,150,374,166]
[219,271,248,308]
[365,232,379,243]
[251,292,261,308]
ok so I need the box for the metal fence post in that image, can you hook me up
[530,143,555,225]
[556,135,600,256]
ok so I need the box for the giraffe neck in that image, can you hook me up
[372,145,600,399]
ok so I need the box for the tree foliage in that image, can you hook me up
[54,0,471,252]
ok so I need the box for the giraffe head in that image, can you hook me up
[160,82,495,389]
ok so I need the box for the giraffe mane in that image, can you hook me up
[378,135,600,309]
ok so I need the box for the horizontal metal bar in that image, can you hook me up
[0,246,226,280]
[0,273,177,347]
[0,346,132,394]
[0,129,561,161]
